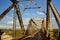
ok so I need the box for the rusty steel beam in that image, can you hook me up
[0,4,14,20]
[49,1,60,28]
[46,0,51,31]
[46,0,51,38]
[49,1,60,39]
[10,0,25,35]
[11,0,25,35]
[42,19,46,33]
[25,19,32,35]
[14,3,25,35]
[25,18,37,35]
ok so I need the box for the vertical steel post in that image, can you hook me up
[46,0,51,39]
[13,6,16,39]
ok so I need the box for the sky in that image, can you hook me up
[0,0,60,29]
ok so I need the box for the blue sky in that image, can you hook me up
[0,0,60,29]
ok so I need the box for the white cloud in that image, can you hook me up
[0,25,2,27]
[23,18,30,25]
[0,17,59,29]
[7,21,13,24]
[37,12,45,15]
[23,18,43,26]
[33,18,43,25]
[22,12,35,16]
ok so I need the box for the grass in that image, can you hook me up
[1,28,60,40]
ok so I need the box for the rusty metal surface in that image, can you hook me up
[0,4,14,20]
[0,0,60,40]
[25,18,37,35]
[14,3,25,35]
[49,1,60,28]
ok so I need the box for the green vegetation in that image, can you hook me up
[1,28,60,40]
